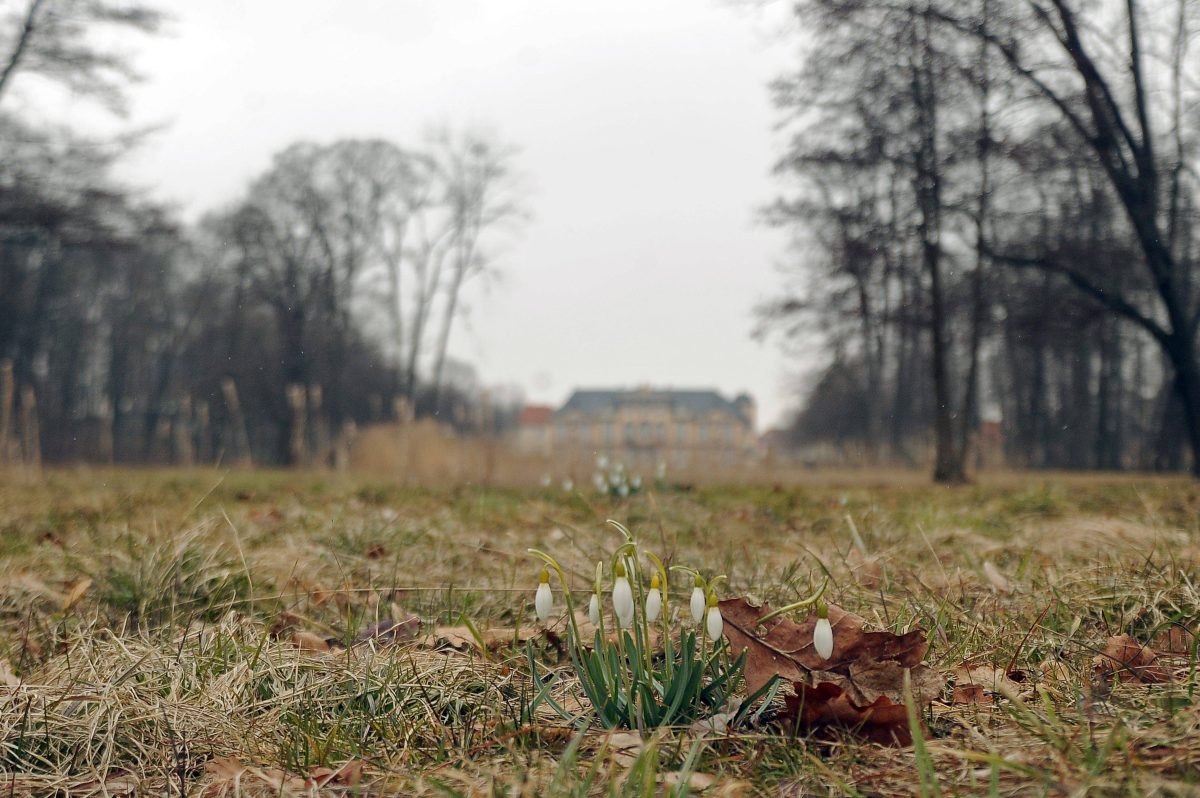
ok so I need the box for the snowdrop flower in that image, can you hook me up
[813,601,834,660]
[690,575,706,625]
[593,472,607,493]
[561,478,574,492]
[535,568,553,623]
[705,592,723,641]
[631,475,642,490]
[617,483,629,498]
[539,474,552,488]
[596,454,609,470]
[645,572,662,622]
[588,592,601,626]
[612,562,634,627]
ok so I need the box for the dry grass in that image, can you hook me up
[0,467,1197,795]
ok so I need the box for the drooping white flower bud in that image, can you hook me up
[690,575,706,625]
[645,572,662,622]
[588,592,601,626]
[705,592,723,641]
[612,562,634,627]
[535,568,553,623]
[813,601,833,660]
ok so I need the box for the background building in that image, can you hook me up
[550,387,757,470]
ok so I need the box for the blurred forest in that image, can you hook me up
[2,0,1199,478]
[0,1,525,467]
[764,0,1200,478]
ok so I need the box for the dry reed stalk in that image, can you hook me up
[220,377,252,467]
[18,384,40,470]
[0,359,13,465]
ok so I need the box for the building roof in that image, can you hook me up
[518,405,555,426]
[557,388,753,426]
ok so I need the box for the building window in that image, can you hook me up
[640,421,651,444]
[604,422,614,445]
[655,423,665,443]
[698,424,708,445]
[676,422,687,445]
[624,422,634,444]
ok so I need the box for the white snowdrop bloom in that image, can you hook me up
[612,563,634,627]
[561,478,574,492]
[535,568,553,623]
[540,474,552,488]
[631,475,642,490]
[617,483,629,498]
[690,576,706,625]
[705,593,723,641]
[593,473,607,492]
[596,455,609,470]
[645,573,662,622]
[588,592,601,626]
[813,603,834,660]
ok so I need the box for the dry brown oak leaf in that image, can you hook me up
[720,598,944,745]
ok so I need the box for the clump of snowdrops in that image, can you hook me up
[524,520,824,730]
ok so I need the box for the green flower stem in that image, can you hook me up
[754,577,830,628]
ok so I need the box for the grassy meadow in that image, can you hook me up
[0,468,1197,796]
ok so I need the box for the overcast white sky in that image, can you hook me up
[51,0,811,429]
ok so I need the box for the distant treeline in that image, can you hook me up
[764,0,1200,478]
[0,3,526,467]
[0,121,525,466]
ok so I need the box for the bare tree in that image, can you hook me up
[0,0,161,110]
[933,0,1200,474]
[426,129,527,406]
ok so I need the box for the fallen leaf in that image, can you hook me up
[606,731,644,767]
[291,631,333,652]
[719,597,942,745]
[66,771,140,797]
[432,624,544,652]
[658,770,719,791]
[1152,626,1196,655]
[784,682,912,745]
[719,598,929,695]
[1093,634,1172,684]
[352,616,421,646]
[0,659,18,686]
[847,549,882,589]
[982,561,1011,593]
[310,759,366,787]
[951,682,988,706]
[60,578,92,613]
[820,658,944,706]
[365,542,387,559]
[203,757,316,796]
[951,664,1025,705]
